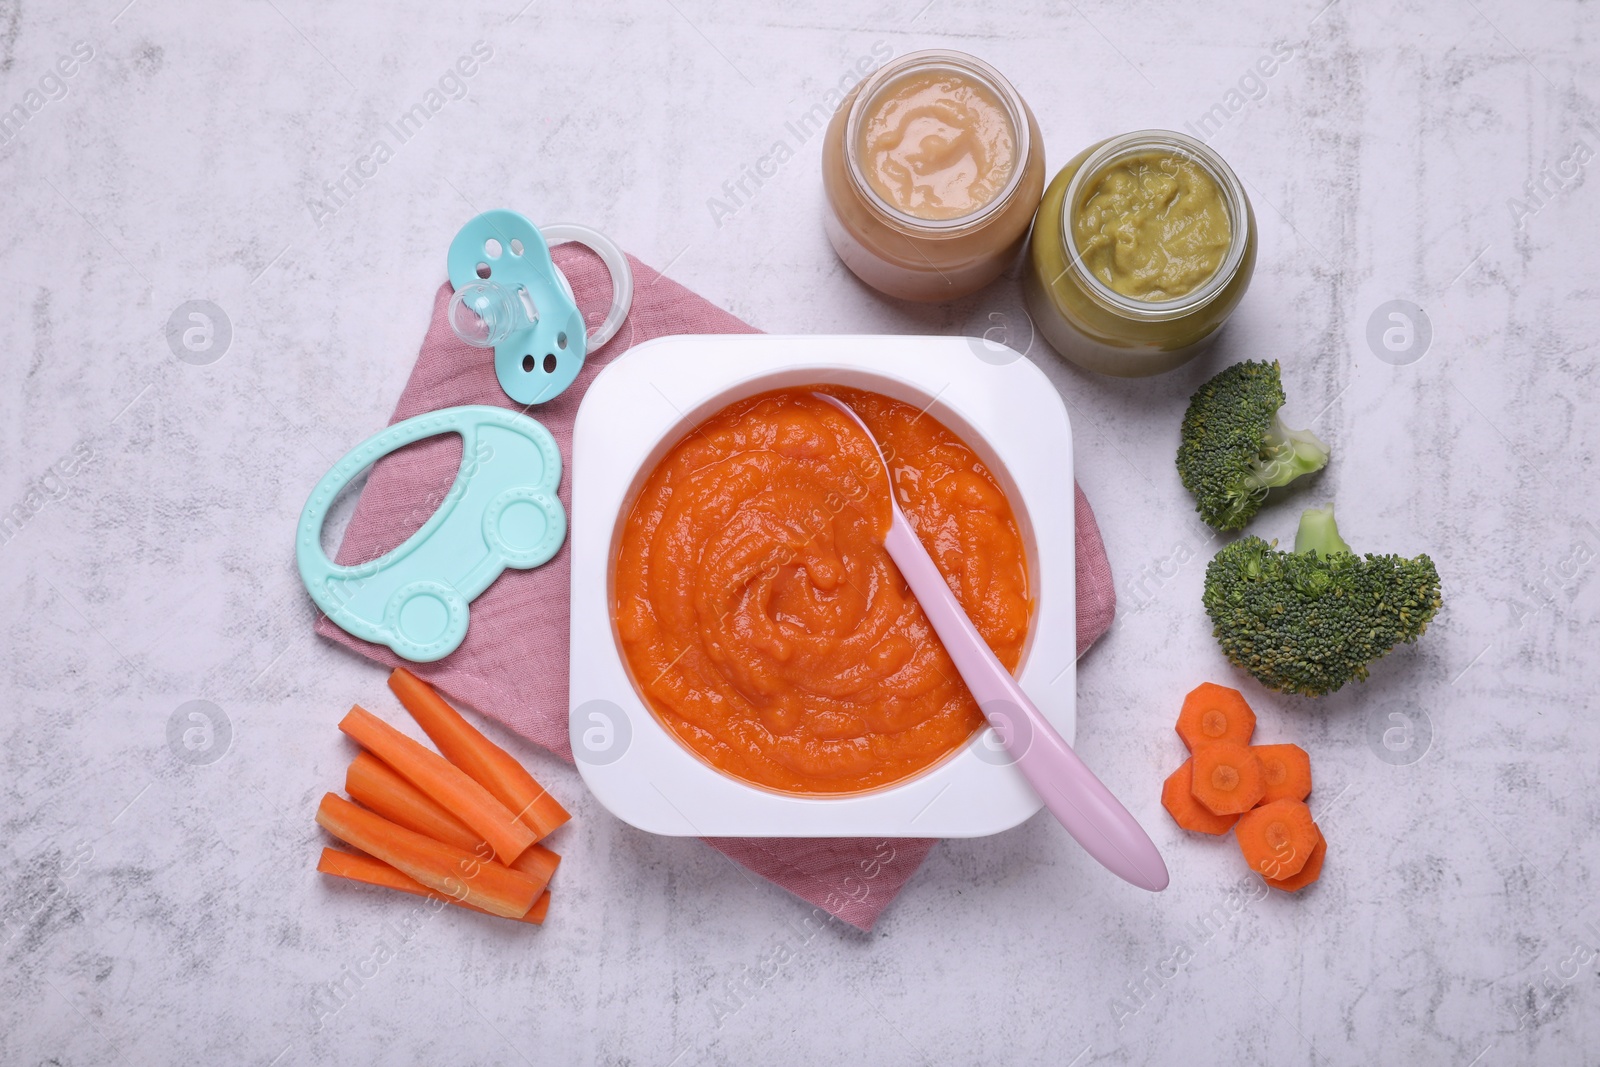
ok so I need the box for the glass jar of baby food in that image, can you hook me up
[822,49,1046,302]
[1023,130,1256,377]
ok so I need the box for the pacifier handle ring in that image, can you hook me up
[539,223,633,350]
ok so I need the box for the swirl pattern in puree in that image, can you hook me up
[613,387,1031,794]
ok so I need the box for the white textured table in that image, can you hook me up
[3,1,1596,1063]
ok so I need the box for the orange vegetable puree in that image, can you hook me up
[613,387,1031,795]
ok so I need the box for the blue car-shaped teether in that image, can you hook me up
[296,405,566,662]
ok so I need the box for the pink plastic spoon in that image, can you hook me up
[816,393,1168,892]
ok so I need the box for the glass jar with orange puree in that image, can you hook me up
[1023,130,1257,377]
[822,50,1045,302]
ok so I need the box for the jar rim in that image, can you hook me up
[1057,130,1252,321]
[843,49,1032,238]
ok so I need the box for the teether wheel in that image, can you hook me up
[383,580,469,663]
[484,487,566,568]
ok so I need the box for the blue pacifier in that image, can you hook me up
[446,211,633,406]
[296,405,566,662]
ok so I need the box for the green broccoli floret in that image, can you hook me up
[1177,360,1330,532]
[1202,506,1443,697]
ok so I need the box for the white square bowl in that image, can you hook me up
[568,334,1074,837]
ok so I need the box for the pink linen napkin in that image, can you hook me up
[313,244,1117,931]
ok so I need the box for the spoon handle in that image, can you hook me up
[885,515,1169,892]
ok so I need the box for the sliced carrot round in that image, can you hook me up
[1189,742,1265,815]
[1176,683,1256,751]
[1161,759,1241,835]
[1264,828,1326,892]
[1254,743,1313,804]
[1236,799,1319,880]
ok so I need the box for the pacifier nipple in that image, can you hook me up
[448,281,537,348]
[445,209,633,406]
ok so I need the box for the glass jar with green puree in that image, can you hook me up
[1024,130,1256,377]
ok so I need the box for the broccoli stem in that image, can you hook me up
[1245,414,1330,491]
[1294,505,1352,557]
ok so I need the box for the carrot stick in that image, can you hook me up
[346,751,479,851]
[314,792,539,919]
[345,752,560,893]
[317,848,548,925]
[509,841,561,890]
[338,705,536,865]
[389,668,571,840]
